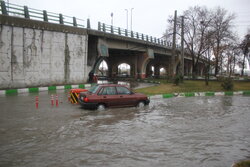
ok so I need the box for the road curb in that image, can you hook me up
[150,91,250,99]
[0,84,92,96]
[1,85,250,98]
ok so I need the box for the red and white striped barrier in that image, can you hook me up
[51,95,54,106]
[56,95,59,107]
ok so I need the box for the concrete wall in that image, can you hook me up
[0,25,88,89]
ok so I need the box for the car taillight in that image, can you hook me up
[84,97,89,102]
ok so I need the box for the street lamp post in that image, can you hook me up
[111,12,113,26]
[125,9,128,30]
[131,8,134,31]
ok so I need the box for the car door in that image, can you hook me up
[116,86,136,106]
[98,86,119,107]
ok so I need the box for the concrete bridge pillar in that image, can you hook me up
[134,55,138,79]
[137,49,159,79]
[137,52,151,79]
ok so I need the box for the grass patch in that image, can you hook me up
[233,160,250,167]
[135,80,250,95]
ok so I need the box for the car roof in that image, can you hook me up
[97,84,128,87]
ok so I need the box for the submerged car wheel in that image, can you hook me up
[97,104,105,111]
[137,101,145,108]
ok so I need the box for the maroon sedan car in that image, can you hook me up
[78,84,150,110]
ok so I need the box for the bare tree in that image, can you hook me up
[203,49,212,85]
[164,6,214,79]
[210,7,236,76]
[182,6,214,78]
[224,42,241,77]
[165,6,215,78]
[164,6,236,79]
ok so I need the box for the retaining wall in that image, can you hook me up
[0,23,88,89]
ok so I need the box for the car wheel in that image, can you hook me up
[137,101,145,108]
[97,104,105,111]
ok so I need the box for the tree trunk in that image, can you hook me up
[214,40,221,76]
[241,53,246,76]
[226,54,230,75]
[204,65,210,85]
[192,65,198,79]
[232,54,236,74]
[214,57,219,76]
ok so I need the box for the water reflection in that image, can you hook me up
[80,107,141,127]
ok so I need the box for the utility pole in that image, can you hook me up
[180,16,184,76]
[171,10,177,77]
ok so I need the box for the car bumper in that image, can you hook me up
[78,99,98,109]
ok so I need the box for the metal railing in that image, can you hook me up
[97,22,174,47]
[0,0,179,48]
[0,1,85,28]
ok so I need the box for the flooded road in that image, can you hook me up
[0,91,250,167]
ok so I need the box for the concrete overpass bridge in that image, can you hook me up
[0,1,204,89]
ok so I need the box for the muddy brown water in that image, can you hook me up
[0,91,250,167]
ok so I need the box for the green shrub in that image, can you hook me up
[173,75,182,85]
[221,77,234,90]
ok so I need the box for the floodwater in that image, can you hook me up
[0,91,250,167]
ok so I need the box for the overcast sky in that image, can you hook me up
[7,0,250,39]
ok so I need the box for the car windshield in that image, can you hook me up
[88,85,100,94]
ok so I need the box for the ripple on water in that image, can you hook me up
[0,95,250,167]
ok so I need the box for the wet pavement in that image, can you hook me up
[0,90,250,167]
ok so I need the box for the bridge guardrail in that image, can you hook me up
[0,1,85,28]
[98,22,176,48]
[0,0,180,49]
